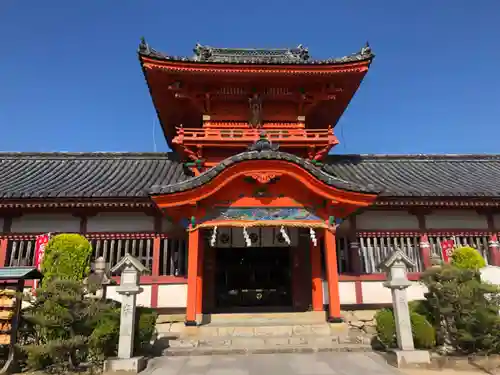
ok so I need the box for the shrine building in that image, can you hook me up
[1,40,500,325]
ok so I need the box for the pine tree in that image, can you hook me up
[20,279,116,371]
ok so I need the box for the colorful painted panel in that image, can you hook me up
[203,207,322,222]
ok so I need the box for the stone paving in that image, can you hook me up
[142,352,405,375]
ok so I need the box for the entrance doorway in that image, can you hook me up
[214,247,292,312]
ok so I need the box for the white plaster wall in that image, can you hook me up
[87,213,155,232]
[11,214,80,233]
[480,266,500,285]
[406,282,428,301]
[426,210,488,230]
[361,281,426,304]
[157,284,187,308]
[338,282,357,305]
[356,210,419,230]
[322,280,329,304]
[106,285,152,307]
[361,281,392,304]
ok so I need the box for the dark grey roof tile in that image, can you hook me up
[138,40,374,66]
[323,154,500,197]
[3,152,500,200]
[0,153,189,199]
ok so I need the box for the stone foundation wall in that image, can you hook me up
[342,310,377,336]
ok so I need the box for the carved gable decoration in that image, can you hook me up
[245,172,283,184]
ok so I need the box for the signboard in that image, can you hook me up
[440,238,456,263]
[33,234,50,291]
[34,234,50,270]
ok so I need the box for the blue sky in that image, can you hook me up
[1,1,499,154]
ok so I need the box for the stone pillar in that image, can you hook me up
[419,235,432,269]
[488,234,500,266]
[379,250,430,367]
[104,254,148,373]
[324,228,342,322]
[186,228,200,326]
[310,242,324,311]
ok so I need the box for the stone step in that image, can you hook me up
[154,322,373,356]
[162,336,372,356]
[206,311,326,324]
[156,311,326,325]
[168,334,356,349]
[157,322,348,339]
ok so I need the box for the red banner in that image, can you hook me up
[34,234,50,270]
[440,238,456,263]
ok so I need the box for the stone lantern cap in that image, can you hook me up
[110,253,150,275]
[110,254,150,295]
[378,250,415,272]
[378,250,416,289]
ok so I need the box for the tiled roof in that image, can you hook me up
[1,152,500,200]
[0,267,42,280]
[138,39,374,65]
[0,153,188,199]
[323,154,500,197]
[150,150,380,195]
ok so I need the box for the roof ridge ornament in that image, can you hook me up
[191,43,310,63]
[360,41,371,56]
[248,132,279,152]
[138,37,150,54]
[193,43,213,61]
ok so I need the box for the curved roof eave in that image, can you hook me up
[137,39,374,67]
[148,150,381,196]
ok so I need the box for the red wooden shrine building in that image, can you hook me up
[1,40,500,325]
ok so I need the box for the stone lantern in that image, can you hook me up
[104,254,149,373]
[378,250,430,367]
[84,256,111,300]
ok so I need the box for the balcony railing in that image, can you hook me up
[0,231,495,277]
[2,234,188,277]
[172,127,338,145]
[357,231,492,273]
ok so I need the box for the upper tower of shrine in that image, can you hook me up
[138,39,373,172]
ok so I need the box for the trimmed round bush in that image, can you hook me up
[90,305,158,357]
[41,233,93,282]
[451,246,486,270]
[411,311,436,349]
[375,309,396,348]
[375,308,436,350]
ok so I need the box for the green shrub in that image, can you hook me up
[88,306,121,359]
[20,281,158,370]
[411,311,436,349]
[90,304,158,357]
[375,309,396,348]
[421,264,500,354]
[41,234,93,282]
[135,307,158,352]
[19,279,117,370]
[409,299,436,326]
[375,308,436,350]
[451,246,486,270]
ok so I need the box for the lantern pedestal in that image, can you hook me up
[103,357,147,373]
[387,350,431,368]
